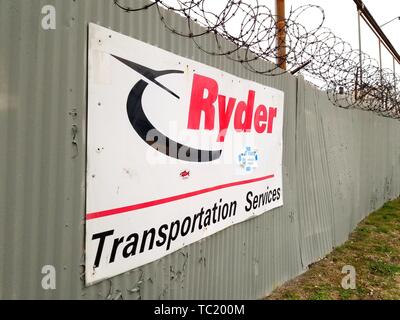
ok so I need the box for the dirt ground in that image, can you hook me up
[265,198,400,300]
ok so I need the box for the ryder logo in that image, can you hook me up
[112,55,221,163]
[188,74,278,143]
[112,55,278,163]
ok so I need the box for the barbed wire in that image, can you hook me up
[113,0,400,119]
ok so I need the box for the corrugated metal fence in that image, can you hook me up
[0,0,399,299]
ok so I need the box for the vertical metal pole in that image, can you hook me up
[379,40,383,93]
[276,0,286,70]
[355,67,359,100]
[358,11,363,92]
[394,57,397,93]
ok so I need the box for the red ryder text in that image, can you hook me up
[187,74,278,142]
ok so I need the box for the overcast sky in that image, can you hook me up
[276,0,400,71]
[161,0,400,72]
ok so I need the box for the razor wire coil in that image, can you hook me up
[114,0,400,119]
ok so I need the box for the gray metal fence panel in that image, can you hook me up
[295,79,335,266]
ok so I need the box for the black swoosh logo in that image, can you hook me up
[111,55,222,162]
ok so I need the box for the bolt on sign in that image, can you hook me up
[86,23,285,285]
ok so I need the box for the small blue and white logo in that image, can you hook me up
[238,147,259,173]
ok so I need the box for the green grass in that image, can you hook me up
[368,261,400,276]
[266,197,400,300]
[338,288,353,300]
[282,292,301,300]
[374,245,393,254]
[309,286,332,300]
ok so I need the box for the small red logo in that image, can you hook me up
[180,170,190,179]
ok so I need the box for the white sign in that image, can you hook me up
[86,23,284,285]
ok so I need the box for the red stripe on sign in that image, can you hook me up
[86,174,275,220]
